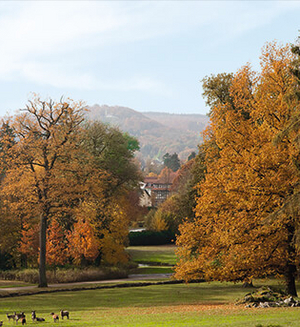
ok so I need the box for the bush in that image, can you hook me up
[129,230,175,246]
[0,252,15,270]
[0,267,128,284]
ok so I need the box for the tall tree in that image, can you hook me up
[1,96,85,287]
[175,42,300,295]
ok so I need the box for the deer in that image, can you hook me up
[31,311,36,322]
[60,310,69,320]
[20,317,26,325]
[32,311,45,322]
[6,313,15,321]
[50,313,59,323]
[15,312,25,324]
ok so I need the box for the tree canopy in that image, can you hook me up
[0,96,141,286]
[175,41,300,296]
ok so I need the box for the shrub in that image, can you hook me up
[129,230,175,246]
[0,267,128,284]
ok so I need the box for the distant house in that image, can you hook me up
[140,170,177,208]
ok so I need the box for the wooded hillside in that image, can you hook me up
[86,105,209,162]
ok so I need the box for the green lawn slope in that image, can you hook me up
[0,280,299,326]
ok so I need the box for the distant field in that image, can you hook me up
[0,279,299,326]
[126,245,177,266]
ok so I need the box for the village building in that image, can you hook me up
[140,169,177,208]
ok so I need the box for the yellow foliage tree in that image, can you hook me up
[150,210,169,232]
[98,202,130,265]
[175,42,300,296]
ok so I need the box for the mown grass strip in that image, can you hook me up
[126,245,177,266]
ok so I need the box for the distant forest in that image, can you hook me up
[87,105,209,164]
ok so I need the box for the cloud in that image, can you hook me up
[0,1,298,91]
[20,61,171,96]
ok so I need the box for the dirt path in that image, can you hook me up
[0,273,172,292]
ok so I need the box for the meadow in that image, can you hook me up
[0,246,299,326]
[126,244,176,275]
[126,245,177,266]
[0,279,299,327]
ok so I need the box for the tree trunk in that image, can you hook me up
[285,263,297,296]
[38,214,48,287]
[285,222,297,297]
[242,280,254,288]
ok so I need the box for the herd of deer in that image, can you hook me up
[0,310,69,325]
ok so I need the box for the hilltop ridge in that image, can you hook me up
[86,104,209,162]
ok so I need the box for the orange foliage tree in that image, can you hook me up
[46,219,68,267]
[19,222,39,266]
[1,96,85,287]
[67,218,99,266]
[175,42,300,296]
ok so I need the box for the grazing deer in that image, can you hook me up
[60,310,69,320]
[32,311,45,322]
[20,317,26,325]
[15,312,25,324]
[7,313,15,321]
[50,313,59,323]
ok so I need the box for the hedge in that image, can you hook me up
[129,230,175,246]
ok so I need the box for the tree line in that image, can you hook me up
[0,96,141,287]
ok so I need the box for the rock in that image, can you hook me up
[244,294,254,302]
[284,296,295,305]
[237,286,298,308]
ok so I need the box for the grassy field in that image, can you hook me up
[0,279,299,326]
[126,245,177,266]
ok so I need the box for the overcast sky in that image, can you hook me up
[0,1,299,116]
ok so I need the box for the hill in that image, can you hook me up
[86,105,209,162]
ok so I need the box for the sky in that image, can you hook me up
[0,1,299,116]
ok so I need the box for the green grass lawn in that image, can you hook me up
[126,245,177,265]
[0,280,34,288]
[0,279,299,326]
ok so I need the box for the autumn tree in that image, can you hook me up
[175,42,300,295]
[19,222,39,267]
[148,147,206,235]
[1,96,85,287]
[46,219,68,267]
[68,216,99,266]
